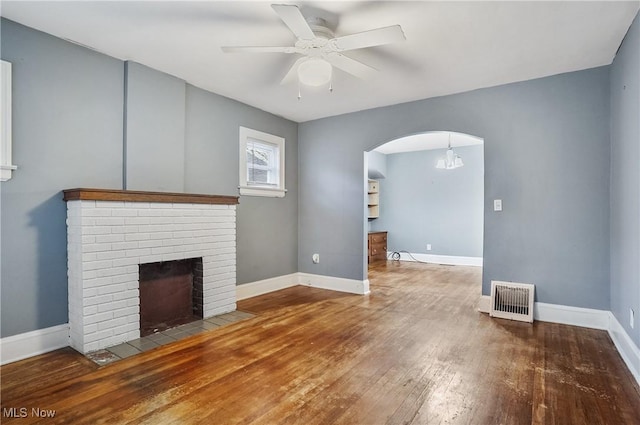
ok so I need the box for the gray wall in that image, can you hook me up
[0,19,124,337]
[0,19,298,337]
[183,84,298,285]
[299,66,611,310]
[610,12,639,347]
[366,150,387,179]
[370,145,484,258]
[125,61,186,192]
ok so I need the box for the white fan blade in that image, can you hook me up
[272,4,315,40]
[221,46,297,53]
[332,25,405,51]
[281,57,307,85]
[325,53,377,79]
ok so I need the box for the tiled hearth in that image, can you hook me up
[64,189,239,354]
[86,310,254,365]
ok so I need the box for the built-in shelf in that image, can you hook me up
[368,179,379,219]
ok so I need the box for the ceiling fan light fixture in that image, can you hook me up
[297,58,332,86]
[222,5,406,96]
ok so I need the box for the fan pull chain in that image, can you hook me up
[297,83,302,100]
[329,78,333,93]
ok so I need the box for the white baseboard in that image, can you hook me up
[478,294,639,387]
[477,295,609,329]
[477,295,491,313]
[392,252,483,267]
[236,273,299,301]
[0,324,70,365]
[298,272,370,295]
[534,302,610,330]
[237,272,371,300]
[608,312,640,385]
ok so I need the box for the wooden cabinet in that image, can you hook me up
[368,179,380,219]
[368,231,387,263]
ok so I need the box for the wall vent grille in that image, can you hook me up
[490,281,535,323]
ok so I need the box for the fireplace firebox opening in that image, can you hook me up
[139,257,204,337]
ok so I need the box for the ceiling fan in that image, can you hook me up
[221,4,406,89]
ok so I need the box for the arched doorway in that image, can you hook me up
[364,131,485,281]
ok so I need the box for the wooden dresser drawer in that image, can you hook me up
[370,232,387,244]
[370,242,386,256]
[368,231,387,263]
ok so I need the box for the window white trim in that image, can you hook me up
[239,126,286,198]
[1,60,16,182]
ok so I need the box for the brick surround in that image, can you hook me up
[66,197,237,354]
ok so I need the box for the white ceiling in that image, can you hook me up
[374,131,483,154]
[1,1,638,123]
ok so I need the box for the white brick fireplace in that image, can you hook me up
[64,189,238,354]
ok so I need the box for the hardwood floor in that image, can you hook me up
[1,261,639,424]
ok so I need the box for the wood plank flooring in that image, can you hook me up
[1,261,639,424]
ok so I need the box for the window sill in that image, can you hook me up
[0,164,17,182]
[239,186,287,198]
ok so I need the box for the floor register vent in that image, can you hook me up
[490,281,535,323]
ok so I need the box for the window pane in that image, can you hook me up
[247,147,271,166]
[248,168,270,184]
[246,138,278,186]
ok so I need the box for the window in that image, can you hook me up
[1,60,15,182]
[239,126,286,197]
[247,138,278,186]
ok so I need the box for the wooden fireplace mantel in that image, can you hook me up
[63,188,239,205]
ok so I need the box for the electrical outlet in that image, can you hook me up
[426,244,432,251]
[312,253,320,264]
[494,199,503,211]
[630,308,635,329]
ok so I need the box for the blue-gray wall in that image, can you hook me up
[366,150,387,179]
[183,84,298,285]
[0,19,298,337]
[0,19,124,337]
[370,145,484,258]
[125,61,186,192]
[299,66,611,310]
[610,12,640,347]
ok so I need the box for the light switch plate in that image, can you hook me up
[494,199,503,211]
